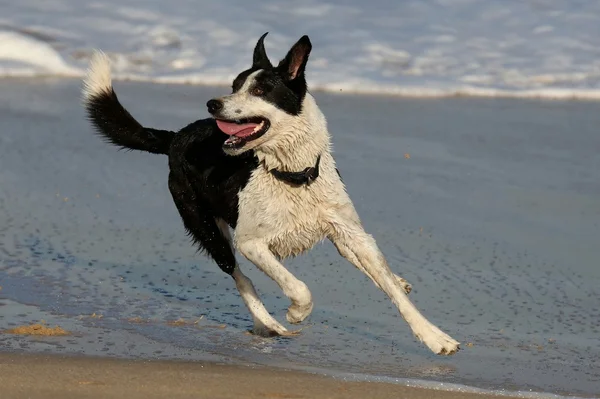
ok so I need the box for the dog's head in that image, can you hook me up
[207,33,313,155]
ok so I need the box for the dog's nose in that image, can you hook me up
[206,99,223,114]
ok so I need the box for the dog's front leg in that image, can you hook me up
[327,206,460,355]
[238,240,313,325]
[230,266,296,337]
[336,243,412,295]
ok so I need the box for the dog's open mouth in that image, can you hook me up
[216,117,270,149]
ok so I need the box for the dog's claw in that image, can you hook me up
[395,275,412,294]
[414,323,460,356]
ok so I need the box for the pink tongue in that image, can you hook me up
[216,120,259,138]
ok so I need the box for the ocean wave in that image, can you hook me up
[2,0,600,100]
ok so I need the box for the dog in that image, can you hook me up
[82,33,460,355]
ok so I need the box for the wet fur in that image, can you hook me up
[82,35,460,355]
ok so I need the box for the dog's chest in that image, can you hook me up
[235,167,328,258]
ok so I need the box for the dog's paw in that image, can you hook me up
[415,324,460,356]
[252,324,287,337]
[395,275,412,294]
[252,324,300,338]
[251,316,303,337]
[286,301,313,324]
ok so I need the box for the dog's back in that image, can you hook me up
[82,51,259,275]
[167,121,258,228]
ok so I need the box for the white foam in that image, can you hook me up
[298,366,589,399]
[0,30,81,77]
[2,0,600,99]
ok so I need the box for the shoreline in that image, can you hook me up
[2,75,600,102]
[1,79,598,398]
[0,352,531,399]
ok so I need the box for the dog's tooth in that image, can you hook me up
[252,121,264,133]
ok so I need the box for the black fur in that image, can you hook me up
[231,67,259,93]
[85,90,258,275]
[168,120,258,229]
[85,34,317,276]
[252,32,272,70]
[85,89,174,154]
[230,33,312,116]
[275,35,311,105]
[249,70,306,116]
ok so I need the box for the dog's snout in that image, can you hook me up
[207,99,223,114]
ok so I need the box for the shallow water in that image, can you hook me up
[0,79,598,397]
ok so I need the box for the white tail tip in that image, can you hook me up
[82,50,112,102]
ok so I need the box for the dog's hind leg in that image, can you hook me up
[168,173,291,336]
[237,240,313,325]
[327,205,459,356]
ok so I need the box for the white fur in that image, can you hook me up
[327,206,459,354]
[227,86,459,354]
[82,50,112,101]
[216,218,297,333]
[231,266,294,336]
[81,43,456,354]
[217,72,331,160]
[238,240,313,324]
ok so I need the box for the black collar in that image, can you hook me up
[270,155,321,185]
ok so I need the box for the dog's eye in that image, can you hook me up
[251,87,264,96]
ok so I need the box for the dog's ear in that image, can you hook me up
[252,32,273,69]
[277,35,312,81]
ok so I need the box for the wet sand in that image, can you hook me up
[0,352,524,399]
[0,78,599,397]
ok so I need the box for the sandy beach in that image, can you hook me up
[2,1,600,397]
[0,78,599,398]
[0,352,527,399]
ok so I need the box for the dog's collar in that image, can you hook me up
[270,155,321,185]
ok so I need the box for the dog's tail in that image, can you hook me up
[82,51,174,155]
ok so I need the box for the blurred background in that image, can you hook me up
[2,0,600,97]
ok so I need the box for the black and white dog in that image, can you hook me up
[82,33,459,355]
